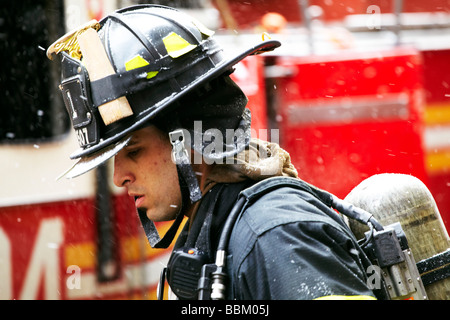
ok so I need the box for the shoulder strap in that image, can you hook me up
[240,176,332,204]
[239,176,382,232]
[173,181,252,259]
[238,176,342,225]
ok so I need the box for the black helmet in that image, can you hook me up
[48,4,280,248]
[48,4,280,179]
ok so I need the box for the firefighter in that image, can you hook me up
[47,4,377,300]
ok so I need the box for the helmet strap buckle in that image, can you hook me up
[169,129,189,165]
[169,130,202,203]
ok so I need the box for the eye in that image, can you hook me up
[127,148,141,159]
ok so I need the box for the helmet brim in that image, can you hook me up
[59,39,280,179]
[59,136,131,179]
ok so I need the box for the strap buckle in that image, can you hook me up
[169,129,189,164]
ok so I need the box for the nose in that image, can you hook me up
[113,155,134,187]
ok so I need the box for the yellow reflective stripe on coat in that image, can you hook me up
[314,295,377,300]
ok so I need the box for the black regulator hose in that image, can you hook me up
[331,195,384,231]
[210,197,246,300]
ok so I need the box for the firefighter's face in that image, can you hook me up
[113,126,182,222]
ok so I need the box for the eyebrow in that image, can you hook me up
[124,135,138,148]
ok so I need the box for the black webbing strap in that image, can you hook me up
[417,249,450,286]
[89,41,218,107]
[172,181,251,258]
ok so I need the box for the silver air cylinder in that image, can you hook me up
[344,173,450,299]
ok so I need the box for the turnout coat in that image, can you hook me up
[171,176,377,300]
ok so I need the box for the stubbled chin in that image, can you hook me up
[146,206,180,222]
[145,208,166,222]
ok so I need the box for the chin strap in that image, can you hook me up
[138,207,186,249]
[137,129,202,249]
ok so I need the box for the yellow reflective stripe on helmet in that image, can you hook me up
[191,18,215,37]
[125,55,158,79]
[314,295,377,300]
[163,32,197,58]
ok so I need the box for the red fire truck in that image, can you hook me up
[1,0,449,299]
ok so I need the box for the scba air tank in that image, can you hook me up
[345,173,450,300]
